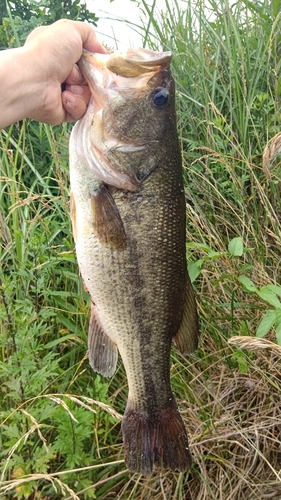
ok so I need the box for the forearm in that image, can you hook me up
[0,46,41,128]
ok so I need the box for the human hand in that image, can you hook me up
[23,19,107,124]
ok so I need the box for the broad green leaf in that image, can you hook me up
[238,275,258,292]
[228,237,244,256]
[188,261,201,283]
[257,289,281,308]
[263,284,281,296]
[276,309,281,345]
[275,308,281,326]
[207,251,224,259]
[256,310,276,338]
[186,242,213,253]
[275,308,281,345]
[276,322,281,346]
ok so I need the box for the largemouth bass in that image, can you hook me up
[69,48,199,476]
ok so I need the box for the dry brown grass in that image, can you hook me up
[106,334,281,500]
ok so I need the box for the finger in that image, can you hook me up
[64,84,91,103]
[71,21,108,54]
[62,90,89,122]
[65,65,86,86]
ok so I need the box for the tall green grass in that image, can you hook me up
[1,0,281,499]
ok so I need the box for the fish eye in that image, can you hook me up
[151,87,170,108]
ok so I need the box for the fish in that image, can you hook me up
[69,48,199,476]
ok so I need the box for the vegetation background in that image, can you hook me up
[0,0,281,498]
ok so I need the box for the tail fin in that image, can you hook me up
[121,403,192,476]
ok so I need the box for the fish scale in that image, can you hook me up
[69,48,199,475]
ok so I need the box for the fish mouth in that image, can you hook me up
[77,49,172,95]
[79,48,172,74]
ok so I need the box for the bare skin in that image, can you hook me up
[0,19,107,129]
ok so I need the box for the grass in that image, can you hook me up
[1,0,281,498]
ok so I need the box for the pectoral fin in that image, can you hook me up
[91,184,127,249]
[88,302,118,377]
[173,279,199,354]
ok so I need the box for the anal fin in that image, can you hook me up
[88,302,118,378]
[173,277,199,354]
